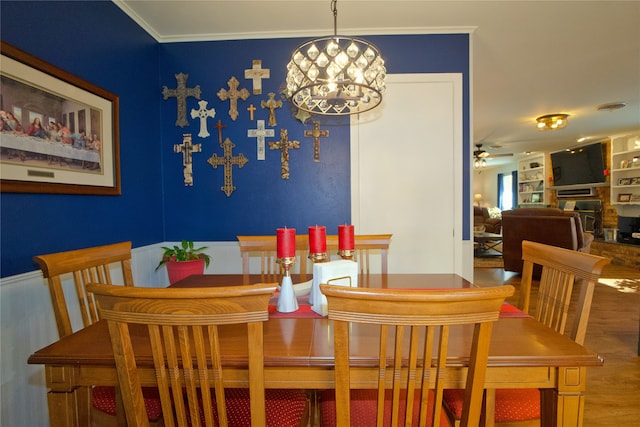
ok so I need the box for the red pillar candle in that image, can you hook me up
[308,225,327,254]
[338,224,355,250]
[276,227,296,258]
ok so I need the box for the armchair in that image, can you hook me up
[501,208,594,274]
[473,206,502,234]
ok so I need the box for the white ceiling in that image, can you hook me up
[115,0,640,167]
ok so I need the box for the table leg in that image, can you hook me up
[45,365,91,426]
[47,387,91,427]
[540,367,586,427]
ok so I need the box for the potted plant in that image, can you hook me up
[156,240,211,284]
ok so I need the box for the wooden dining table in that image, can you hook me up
[28,273,603,427]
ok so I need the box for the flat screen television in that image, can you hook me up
[550,142,607,187]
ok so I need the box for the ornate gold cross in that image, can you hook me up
[207,137,248,197]
[261,92,282,127]
[304,121,329,162]
[244,59,270,95]
[174,133,201,186]
[269,129,300,180]
[162,72,201,128]
[217,76,250,121]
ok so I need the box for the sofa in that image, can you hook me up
[473,206,502,234]
[501,208,594,274]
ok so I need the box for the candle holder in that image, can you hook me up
[308,252,329,263]
[338,249,354,260]
[276,257,298,313]
[307,252,328,305]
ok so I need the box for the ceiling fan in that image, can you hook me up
[473,144,513,168]
[474,144,514,159]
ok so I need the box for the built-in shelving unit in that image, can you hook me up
[610,133,640,206]
[517,154,547,206]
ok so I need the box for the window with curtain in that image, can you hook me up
[497,171,517,210]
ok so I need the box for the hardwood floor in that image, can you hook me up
[474,263,640,425]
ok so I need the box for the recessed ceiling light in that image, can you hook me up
[596,102,626,112]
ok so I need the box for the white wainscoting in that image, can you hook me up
[0,241,242,427]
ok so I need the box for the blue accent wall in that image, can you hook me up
[1,1,470,277]
[1,1,163,276]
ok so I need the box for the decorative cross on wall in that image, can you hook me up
[217,76,250,121]
[304,121,329,162]
[261,92,282,127]
[248,120,275,161]
[162,72,201,128]
[190,100,216,138]
[247,104,256,121]
[174,133,202,186]
[244,59,270,95]
[207,137,248,197]
[213,120,226,146]
[269,128,300,180]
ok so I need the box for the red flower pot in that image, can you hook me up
[165,259,205,285]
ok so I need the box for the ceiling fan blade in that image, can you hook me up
[486,153,514,158]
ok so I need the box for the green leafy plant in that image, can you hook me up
[155,240,211,270]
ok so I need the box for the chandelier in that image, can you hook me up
[285,0,386,116]
[536,113,569,130]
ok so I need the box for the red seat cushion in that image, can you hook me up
[92,386,163,421]
[198,388,308,427]
[319,389,450,427]
[442,388,540,422]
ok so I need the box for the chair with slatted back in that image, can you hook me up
[318,283,514,427]
[442,240,611,427]
[237,235,310,285]
[33,242,162,426]
[326,233,392,275]
[88,282,310,427]
[237,233,392,284]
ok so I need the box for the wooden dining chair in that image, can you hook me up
[326,233,392,275]
[237,235,310,284]
[33,242,162,426]
[87,282,310,427]
[237,233,392,284]
[33,241,135,338]
[442,240,611,427]
[318,283,515,427]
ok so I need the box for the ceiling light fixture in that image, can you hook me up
[474,158,486,168]
[285,0,386,116]
[536,113,569,130]
[596,102,626,112]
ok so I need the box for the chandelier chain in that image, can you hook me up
[332,0,338,36]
